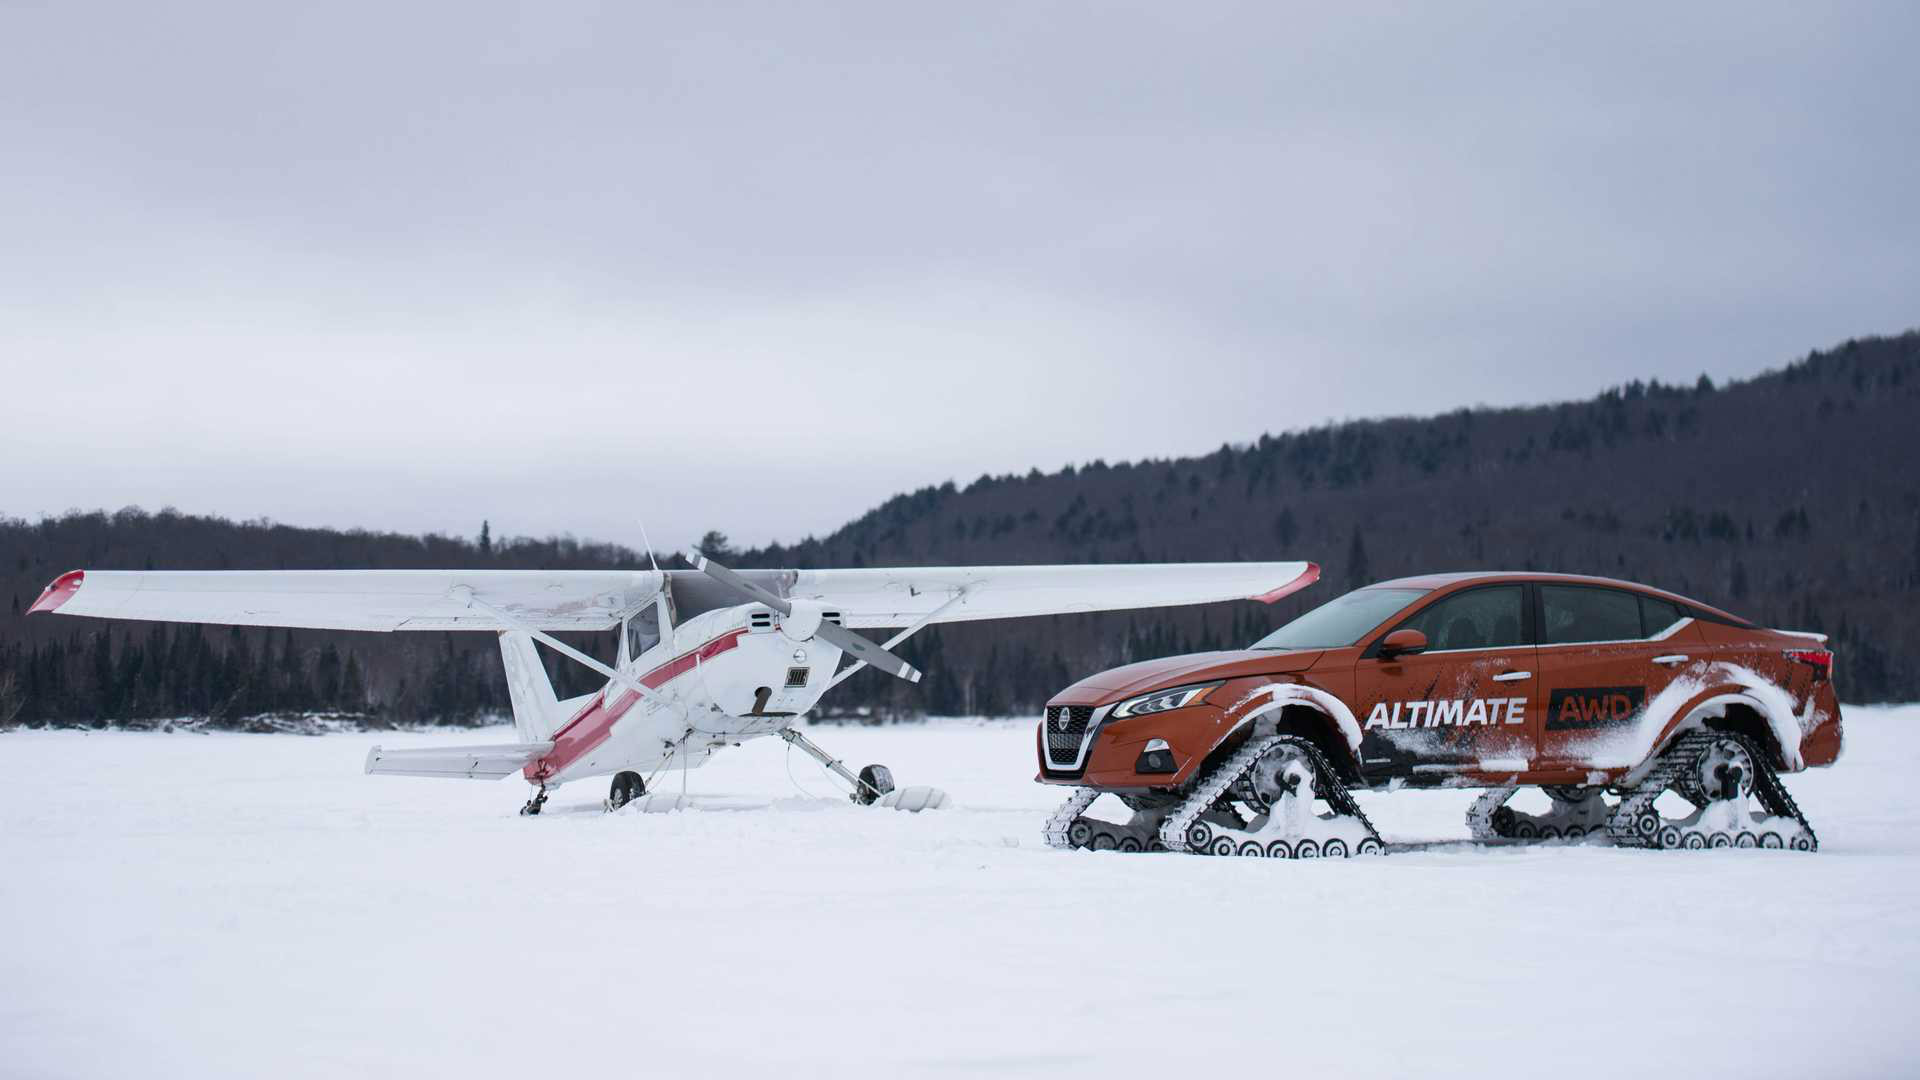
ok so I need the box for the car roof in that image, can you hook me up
[1365,571,1750,626]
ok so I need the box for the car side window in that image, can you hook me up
[1639,596,1686,638]
[1541,586,1643,645]
[1392,585,1526,651]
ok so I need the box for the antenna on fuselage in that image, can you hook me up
[636,517,662,573]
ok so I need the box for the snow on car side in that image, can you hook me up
[1037,571,1842,857]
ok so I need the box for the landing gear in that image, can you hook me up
[519,784,549,816]
[856,764,895,806]
[605,771,647,811]
[778,727,948,811]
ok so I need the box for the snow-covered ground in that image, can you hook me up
[5,708,1919,1079]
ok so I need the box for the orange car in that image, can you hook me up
[1038,572,1839,858]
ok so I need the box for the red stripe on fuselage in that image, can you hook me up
[526,628,748,781]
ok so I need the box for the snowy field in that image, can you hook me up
[5,708,1920,1079]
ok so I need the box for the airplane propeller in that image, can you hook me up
[684,549,924,683]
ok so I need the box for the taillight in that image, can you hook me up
[1785,649,1833,682]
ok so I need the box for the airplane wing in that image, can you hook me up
[26,569,663,632]
[776,561,1319,629]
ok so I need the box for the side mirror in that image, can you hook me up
[1379,628,1428,658]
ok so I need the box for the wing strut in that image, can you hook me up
[451,586,679,712]
[825,589,967,691]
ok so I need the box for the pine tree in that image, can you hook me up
[1346,527,1371,589]
[479,520,492,556]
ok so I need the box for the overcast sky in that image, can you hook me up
[2,2,1915,553]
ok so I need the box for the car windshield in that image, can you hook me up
[1250,587,1430,650]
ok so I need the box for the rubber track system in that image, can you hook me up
[1465,784,1613,842]
[1606,731,1817,851]
[1043,787,1170,852]
[1158,735,1383,858]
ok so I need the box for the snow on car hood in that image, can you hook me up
[1057,649,1325,701]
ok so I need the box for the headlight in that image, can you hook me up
[1111,681,1223,719]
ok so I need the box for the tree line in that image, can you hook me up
[3,329,1916,727]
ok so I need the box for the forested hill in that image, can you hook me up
[4,330,1917,727]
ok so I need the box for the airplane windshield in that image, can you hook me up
[1250,587,1429,650]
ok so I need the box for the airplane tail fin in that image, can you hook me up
[498,630,567,742]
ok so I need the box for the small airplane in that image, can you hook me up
[28,551,1318,815]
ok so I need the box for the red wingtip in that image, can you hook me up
[27,570,84,615]
[1253,561,1320,604]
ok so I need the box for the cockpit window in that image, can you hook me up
[626,606,663,659]
[1250,587,1429,650]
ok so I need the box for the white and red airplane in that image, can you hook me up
[29,551,1317,814]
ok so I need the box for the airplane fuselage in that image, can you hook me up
[527,602,848,787]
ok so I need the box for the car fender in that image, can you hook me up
[1606,662,1814,779]
[1209,679,1364,772]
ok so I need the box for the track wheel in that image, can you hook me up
[1237,838,1267,857]
[856,764,895,806]
[1357,837,1385,856]
[1657,825,1683,849]
[1090,832,1117,852]
[1185,822,1214,852]
[1209,834,1238,857]
[1119,836,1143,853]
[1323,839,1349,859]
[1067,820,1094,849]
[1264,838,1294,859]
[1294,839,1321,859]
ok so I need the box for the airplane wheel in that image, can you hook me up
[856,764,895,806]
[607,771,646,811]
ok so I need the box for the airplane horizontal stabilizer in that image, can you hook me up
[363,742,553,780]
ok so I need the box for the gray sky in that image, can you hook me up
[3,2,1915,552]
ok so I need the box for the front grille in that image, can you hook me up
[1045,705,1095,768]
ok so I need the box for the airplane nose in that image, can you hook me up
[781,599,825,642]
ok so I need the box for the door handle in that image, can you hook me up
[1491,671,1531,682]
[1652,655,1688,666]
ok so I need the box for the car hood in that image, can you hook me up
[1055,649,1325,703]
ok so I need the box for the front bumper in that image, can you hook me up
[1035,701,1227,788]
